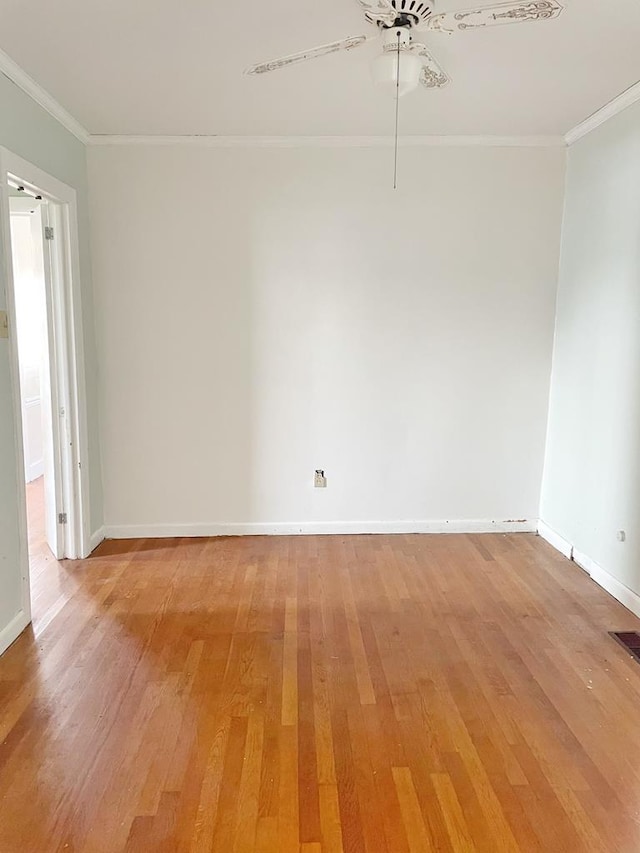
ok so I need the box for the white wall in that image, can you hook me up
[88,143,565,535]
[540,102,640,600]
[10,205,46,483]
[0,73,102,654]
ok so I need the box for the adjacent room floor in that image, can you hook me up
[25,476,65,634]
[1,532,640,852]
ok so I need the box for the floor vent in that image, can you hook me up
[610,632,640,663]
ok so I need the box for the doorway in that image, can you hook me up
[9,194,58,563]
[0,149,91,643]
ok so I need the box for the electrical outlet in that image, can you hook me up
[314,470,327,488]
[617,530,626,543]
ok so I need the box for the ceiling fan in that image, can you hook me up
[245,0,564,187]
[245,0,564,96]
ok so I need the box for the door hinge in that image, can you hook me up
[45,226,54,240]
[58,512,67,524]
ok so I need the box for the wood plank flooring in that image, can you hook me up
[2,514,640,851]
[25,477,66,634]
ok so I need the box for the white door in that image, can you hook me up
[39,204,66,560]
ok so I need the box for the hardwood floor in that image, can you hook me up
[25,477,67,633]
[2,528,640,852]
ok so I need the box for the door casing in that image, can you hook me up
[0,147,92,642]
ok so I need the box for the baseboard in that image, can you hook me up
[0,610,30,657]
[538,521,640,620]
[537,520,573,558]
[26,460,44,483]
[103,518,536,539]
[572,550,640,620]
[89,526,106,553]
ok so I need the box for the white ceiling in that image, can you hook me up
[1,0,640,137]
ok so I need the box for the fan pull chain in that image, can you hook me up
[393,30,401,190]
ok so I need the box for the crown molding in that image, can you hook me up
[88,134,565,148]
[2,42,639,152]
[565,79,640,146]
[0,48,90,144]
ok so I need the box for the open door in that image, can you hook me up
[40,202,72,561]
[39,208,63,560]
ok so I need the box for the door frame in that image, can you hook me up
[0,148,91,618]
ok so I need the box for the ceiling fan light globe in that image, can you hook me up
[371,50,422,96]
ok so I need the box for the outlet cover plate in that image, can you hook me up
[314,470,327,488]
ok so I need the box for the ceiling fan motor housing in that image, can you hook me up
[383,0,435,28]
[381,26,413,50]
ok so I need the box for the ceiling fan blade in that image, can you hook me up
[245,34,373,75]
[355,0,398,27]
[425,0,563,33]
[412,46,450,89]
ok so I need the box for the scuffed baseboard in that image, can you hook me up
[538,519,640,620]
[104,518,537,539]
[573,549,640,621]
